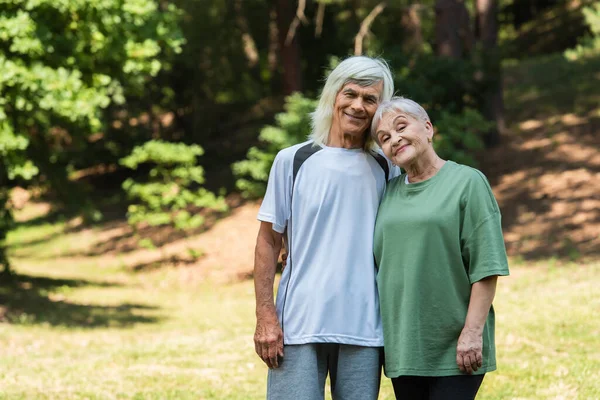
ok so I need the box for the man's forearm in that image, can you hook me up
[254,234,282,317]
[463,276,498,332]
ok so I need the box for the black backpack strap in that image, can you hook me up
[293,142,323,185]
[282,141,321,335]
[369,150,389,181]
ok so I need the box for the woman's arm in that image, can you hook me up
[456,275,498,374]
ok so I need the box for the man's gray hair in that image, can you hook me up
[309,56,394,147]
[371,96,431,140]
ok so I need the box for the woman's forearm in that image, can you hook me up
[463,276,498,332]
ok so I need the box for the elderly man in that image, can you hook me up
[253,56,396,400]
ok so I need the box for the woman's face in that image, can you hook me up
[374,111,433,168]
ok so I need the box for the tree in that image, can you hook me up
[120,141,227,256]
[476,0,505,145]
[0,0,184,277]
[435,0,473,58]
[275,0,303,94]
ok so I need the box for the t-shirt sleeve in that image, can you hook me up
[257,151,292,233]
[460,169,510,283]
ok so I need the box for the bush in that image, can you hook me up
[434,109,490,166]
[120,140,227,242]
[232,93,317,198]
[564,3,600,60]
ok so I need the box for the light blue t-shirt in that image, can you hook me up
[258,141,398,346]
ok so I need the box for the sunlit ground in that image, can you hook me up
[1,215,599,399]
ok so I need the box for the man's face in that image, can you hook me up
[331,81,383,140]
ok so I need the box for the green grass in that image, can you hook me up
[1,214,600,399]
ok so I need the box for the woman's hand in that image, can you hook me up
[456,327,483,374]
[458,276,498,374]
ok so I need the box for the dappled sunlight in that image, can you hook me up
[481,93,600,261]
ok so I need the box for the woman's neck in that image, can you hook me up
[405,151,446,183]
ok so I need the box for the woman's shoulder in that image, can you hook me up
[448,161,498,210]
[447,161,491,188]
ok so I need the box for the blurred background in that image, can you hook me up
[0,0,598,398]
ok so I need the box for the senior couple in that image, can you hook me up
[253,56,509,400]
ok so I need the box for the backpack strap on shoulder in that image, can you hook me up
[293,142,323,185]
[369,150,389,181]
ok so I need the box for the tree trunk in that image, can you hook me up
[401,5,424,54]
[234,0,259,68]
[435,0,472,58]
[0,182,13,280]
[275,0,302,95]
[268,6,279,75]
[476,0,505,146]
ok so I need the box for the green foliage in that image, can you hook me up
[434,109,491,166]
[392,54,480,119]
[0,0,184,272]
[121,140,227,242]
[564,3,600,60]
[232,93,318,198]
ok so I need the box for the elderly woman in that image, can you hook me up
[372,97,509,399]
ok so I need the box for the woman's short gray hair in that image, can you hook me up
[370,96,431,141]
[309,56,394,147]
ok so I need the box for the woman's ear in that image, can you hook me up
[424,121,434,141]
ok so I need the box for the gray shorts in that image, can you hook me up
[266,343,382,400]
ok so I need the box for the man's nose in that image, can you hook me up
[350,97,365,111]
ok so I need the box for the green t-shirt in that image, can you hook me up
[374,161,509,378]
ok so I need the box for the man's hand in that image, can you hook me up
[253,222,284,368]
[254,311,284,369]
[456,327,483,374]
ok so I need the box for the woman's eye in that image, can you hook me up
[396,125,405,132]
[382,136,389,143]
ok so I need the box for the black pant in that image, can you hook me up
[392,374,485,400]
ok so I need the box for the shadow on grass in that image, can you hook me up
[0,274,160,328]
[129,253,203,272]
[7,193,129,251]
[13,195,242,267]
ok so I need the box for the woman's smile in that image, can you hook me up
[394,144,409,156]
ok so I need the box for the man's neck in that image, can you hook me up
[327,129,365,149]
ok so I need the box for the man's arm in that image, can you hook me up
[254,221,284,369]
